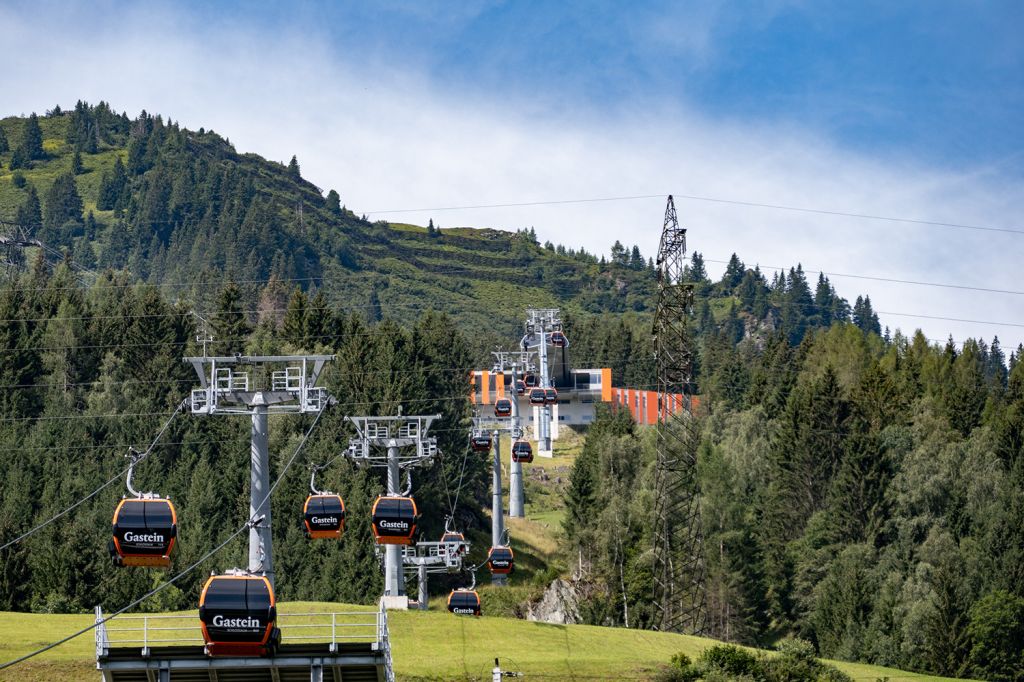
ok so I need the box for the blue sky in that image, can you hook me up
[180,0,1024,173]
[1,1,1022,347]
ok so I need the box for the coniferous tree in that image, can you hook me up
[287,155,301,178]
[814,273,835,326]
[8,144,29,170]
[986,337,1008,389]
[42,172,84,236]
[71,151,84,175]
[282,287,308,347]
[97,157,129,210]
[722,253,745,291]
[610,240,628,266]
[629,245,644,270]
[768,366,850,534]
[211,282,252,354]
[20,113,45,161]
[304,290,330,348]
[688,251,709,283]
[0,125,8,153]
[325,189,341,214]
[15,185,42,233]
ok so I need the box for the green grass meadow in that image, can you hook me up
[0,602,971,682]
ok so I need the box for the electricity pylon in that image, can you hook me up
[651,195,707,635]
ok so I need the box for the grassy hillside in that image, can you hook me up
[0,603,971,682]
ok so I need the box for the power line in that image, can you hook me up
[1,297,1020,355]
[0,402,329,672]
[703,258,1024,296]
[365,192,1024,236]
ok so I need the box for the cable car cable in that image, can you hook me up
[0,517,250,672]
[0,401,330,672]
[0,399,187,552]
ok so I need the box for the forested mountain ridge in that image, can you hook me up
[0,102,659,348]
[2,103,902,378]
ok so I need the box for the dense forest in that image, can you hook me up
[564,273,1024,680]
[1,103,1022,680]
[0,262,488,614]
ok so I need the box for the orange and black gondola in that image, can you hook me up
[550,331,568,347]
[371,496,418,545]
[199,573,280,657]
[511,440,533,464]
[514,380,526,396]
[524,373,537,388]
[303,494,345,540]
[447,588,481,616]
[528,388,546,406]
[494,398,512,418]
[110,497,177,568]
[470,433,492,453]
[440,530,469,555]
[545,388,558,405]
[487,545,515,575]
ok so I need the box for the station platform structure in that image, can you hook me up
[95,604,394,682]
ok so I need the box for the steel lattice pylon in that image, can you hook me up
[651,195,707,635]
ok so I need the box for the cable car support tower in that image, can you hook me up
[522,308,563,457]
[491,350,535,518]
[185,353,334,589]
[345,413,440,608]
[651,195,707,635]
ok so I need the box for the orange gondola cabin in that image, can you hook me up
[440,530,469,556]
[110,497,177,568]
[199,572,280,657]
[371,496,418,545]
[550,331,568,347]
[511,440,533,464]
[514,380,526,395]
[487,545,515,575]
[545,388,558,405]
[528,388,546,406]
[494,398,513,418]
[447,588,481,616]
[470,433,492,453]
[303,494,345,539]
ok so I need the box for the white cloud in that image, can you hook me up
[1,3,1022,349]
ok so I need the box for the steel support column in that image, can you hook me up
[491,430,506,585]
[249,403,274,587]
[384,444,403,597]
[508,367,524,518]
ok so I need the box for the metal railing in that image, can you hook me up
[377,601,396,682]
[96,608,384,656]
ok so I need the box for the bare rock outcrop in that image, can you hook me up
[526,578,581,624]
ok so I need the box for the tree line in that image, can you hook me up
[563,260,1024,681]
